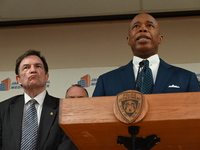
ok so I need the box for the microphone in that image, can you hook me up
[134,61,144,90]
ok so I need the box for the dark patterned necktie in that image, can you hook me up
[21,99,38,150]
[137,60,154,94]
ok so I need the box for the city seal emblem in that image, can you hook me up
[113,90,148,124]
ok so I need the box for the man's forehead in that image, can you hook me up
[69,86,84,92]
[131,14,158,25]
[133,20,155,25]
[22,55,41,62]
[20,55,43,65]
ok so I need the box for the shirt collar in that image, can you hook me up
[24,90,46,105]
[132,54,160,69]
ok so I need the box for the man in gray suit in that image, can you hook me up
[0,50,78,150]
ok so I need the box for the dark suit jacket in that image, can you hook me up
[0,92,78,150]
[93,59,200,96]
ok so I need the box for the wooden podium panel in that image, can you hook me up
[59,92,200,150]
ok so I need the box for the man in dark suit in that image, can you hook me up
[93,13,200,96]
[0,50,78,150]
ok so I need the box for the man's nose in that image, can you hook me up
[139,25,147,32]
[30,66,37,73]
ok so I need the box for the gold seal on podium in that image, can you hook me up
[114,90,148,124]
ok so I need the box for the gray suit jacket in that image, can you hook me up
[0,92,78,150]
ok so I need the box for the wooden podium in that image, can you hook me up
[59,92,200,150]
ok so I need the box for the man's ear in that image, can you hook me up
[127,36,131,46]
[159,35,163,44]
[16,75,22,86]
[45,72,49,83]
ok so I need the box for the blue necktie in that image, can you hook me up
[137,60,154,94]
[21,99,38,150]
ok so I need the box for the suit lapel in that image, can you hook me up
[120,61,136,91]
[36,93,58,150]
[153,59,174,93]
[10,96,24,149]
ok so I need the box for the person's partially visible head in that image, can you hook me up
[65,84,89,98]
[15,50,49,93]
[127,13,163,59]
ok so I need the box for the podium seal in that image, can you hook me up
[113,90,148,124]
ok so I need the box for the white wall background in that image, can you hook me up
[1,63,200,101]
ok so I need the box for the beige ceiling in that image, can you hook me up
[0,0,200,22]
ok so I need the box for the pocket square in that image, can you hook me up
[168,84,180,88]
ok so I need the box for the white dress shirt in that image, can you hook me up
[23,90,46,125]
[132,54,160,84]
